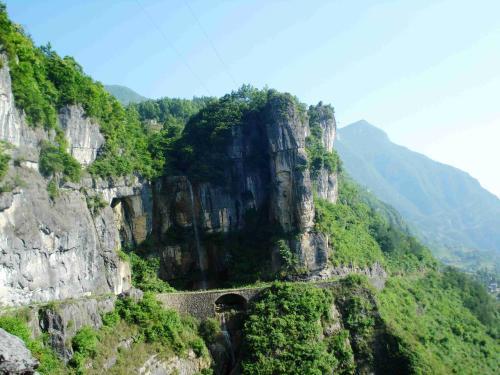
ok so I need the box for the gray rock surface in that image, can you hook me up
[313,103,336,153]
[0,58,153,307]
[155,96,339,282]
[0,328,39,374]
[138,350,211,375]
[311,262,388,290]
[0,54,47,163]
[0,55,104,166]
[38,296,116,361]
[0,166,134,306]
[59,105,105,166]
[265,95,315,234]
[314,167,339,202]
[119,287,144,302]
[1,50,340,308]
[309,102,338,201]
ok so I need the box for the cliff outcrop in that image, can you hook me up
[154,93,339,285]
[0,57,151,307]
[1,51,340,302]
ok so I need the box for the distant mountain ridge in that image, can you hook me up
[104,84,148,105]
[336,120,500,271]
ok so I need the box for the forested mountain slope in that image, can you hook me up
[104,84,148,105]
[337,120,500,271]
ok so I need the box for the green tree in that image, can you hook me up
[242,283,339,374]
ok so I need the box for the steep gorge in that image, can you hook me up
[0,4,498,374]
[0,41,341,372]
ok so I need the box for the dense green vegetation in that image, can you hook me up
[126,251,175,293]
[38,132,81,197]
[378,273,499,374]
[241,269,499,374]
[242,283,351,375]
[0,294,209,374]
[0,4,155,179]
[198,318,222,346]
[0,5,56,129]
[306,102,341,179]
[441,266,499,332]
[332,277,378,371]
[131,97,212,177]
[39,138,80,182]
[0,313,65,374]
[310,157,500,374]
[112,292,207,357]
[167,86,267,182]
[159,85,310,184]
[315,195,385,268]
[87,105,155,179]
[315,176,435,272]
[1,6,111,131]
[78,296,211,374]
[242,174,498,374]
[2,5,498,374]
[70,326,99,372]
[133,96,211,126]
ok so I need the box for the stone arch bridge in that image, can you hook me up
[156,280,347,320]
[156,287,264,320]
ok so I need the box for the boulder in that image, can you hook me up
[0,328,38,374]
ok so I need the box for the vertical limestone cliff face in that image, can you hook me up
[1,48,338,303]
[0,54,47,164]
[265,96,314,234]
[0,58,152,307]
[59,105,105,166]
[155,96,338,284]
[311,104,339,202]
[0,172,155,307]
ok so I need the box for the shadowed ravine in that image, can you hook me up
[187,178,208,289]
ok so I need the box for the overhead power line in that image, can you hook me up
[134,0,212,96]
[183,0,238,88]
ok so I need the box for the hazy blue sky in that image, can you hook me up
[5,0,500,196]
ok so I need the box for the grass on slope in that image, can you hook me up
[80,292,209,373]
[315,176,436,272]
[377,272,500,374]
[312,175,499,374]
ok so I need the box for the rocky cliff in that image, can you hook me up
[154,93,339,286]
[1,49,340,303]
[0,56,152,307]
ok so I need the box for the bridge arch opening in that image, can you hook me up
[214,293,247,313]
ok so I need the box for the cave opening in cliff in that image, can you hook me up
[111,197,135,247]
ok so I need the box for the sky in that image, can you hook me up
[4,0,500,197]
